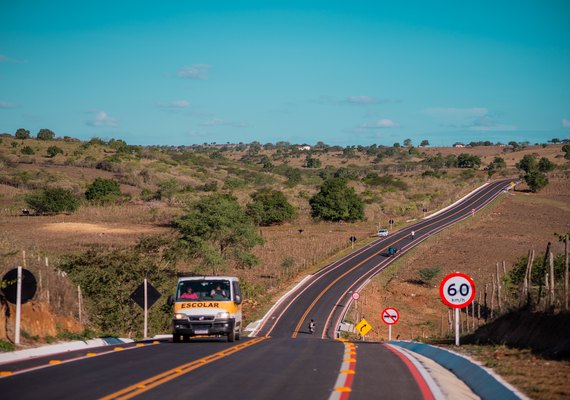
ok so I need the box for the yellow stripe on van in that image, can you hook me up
[174,301,239,313]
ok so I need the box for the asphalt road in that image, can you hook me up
[0,179,514,400]
[255,178,514,340]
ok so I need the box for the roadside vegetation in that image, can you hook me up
[0,130,569,342]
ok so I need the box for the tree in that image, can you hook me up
[526,171,549,192]
[420,139,430,147]
[486,156,506,177]
[457,153,481,169]
[175,194,264,273]
[36,128,56,140]
[309,178,364,222]
[538,157,556,173]
[515,154,537,173]
[515,154,550,192]
[304,156,322,168]
[25,187,79,214]
[47,145,64,158]
[15,128,30,140]
[403,138,413,147]
[59,235,178,336]
[85,178,122,203]
[246,189,296,226]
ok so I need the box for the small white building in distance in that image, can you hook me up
[453,142,465,148]
[298,145,311,151]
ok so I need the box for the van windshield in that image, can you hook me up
[177,280,231,301]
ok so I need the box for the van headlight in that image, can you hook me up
[216,312,230,319]
[175,313,186,320]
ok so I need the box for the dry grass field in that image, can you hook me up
[1,138,569,396]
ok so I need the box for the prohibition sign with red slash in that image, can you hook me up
[381,307,399,340]
[381,307,399,325]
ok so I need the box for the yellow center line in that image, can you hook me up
[99,336,268,400]
[291,180,512,338]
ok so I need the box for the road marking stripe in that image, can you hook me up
[98,337,268,400]
[0,341,161,379]
[383,344,435,400]
[329,340,356,400]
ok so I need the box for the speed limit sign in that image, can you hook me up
[439,272,476,308]
[351,292,360,301]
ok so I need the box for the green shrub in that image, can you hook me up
[37,129,56,140]
[21,146,35,155]
[47,145,64,158]
[309,178,364,222]
[25,187,80,214]
[0,339,15,352]
[85,178,122,203]
[418,267,440,285]
[246,189,296,226]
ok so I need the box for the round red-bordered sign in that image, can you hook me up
[439,272,476,309]
[351,292,360,301]
[381,307,400,325]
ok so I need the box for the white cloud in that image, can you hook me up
[562,119,570,128]
[200,117,248,128]
[86,111,118,127]
[177,64,211,80]
[361,119,400,129]
[159,100,191,108]
[0,101,17,109]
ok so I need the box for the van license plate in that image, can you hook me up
[194,329,208,335]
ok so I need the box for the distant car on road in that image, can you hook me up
[377,229,389,237]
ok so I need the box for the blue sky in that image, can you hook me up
[1,1,569,146]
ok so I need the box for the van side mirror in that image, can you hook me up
[234,295,242,305]
[167,295,174,306]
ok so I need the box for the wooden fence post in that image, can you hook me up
[496,263,502,313]
[564,234,570,311]
[549,250,555,309]
[491,278,496,319]
[522,250,534,307]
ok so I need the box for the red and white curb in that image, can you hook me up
[329,339,356,400]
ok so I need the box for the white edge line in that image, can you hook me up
[0,342,157,379]
[248,274,313,336]
[423,182,490,220]
[385,344,445,400]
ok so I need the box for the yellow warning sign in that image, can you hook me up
[355,319,372,336]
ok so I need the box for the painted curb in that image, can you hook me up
[389,341,528,400]
[0,337,134,365]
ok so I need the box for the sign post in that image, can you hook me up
[2,267,37,346]
[130,280,161,339]
[381,307,400,341]
[439,272,476,346]
[355,318,372,338]
[15,267,22,345]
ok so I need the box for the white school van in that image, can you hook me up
[168,276,243,342]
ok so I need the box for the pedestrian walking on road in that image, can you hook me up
[410,230,415,240]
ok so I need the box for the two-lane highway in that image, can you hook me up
[254,178,514,339]
[0,179,515,400]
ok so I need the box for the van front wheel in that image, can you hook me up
[227,330,235,342]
